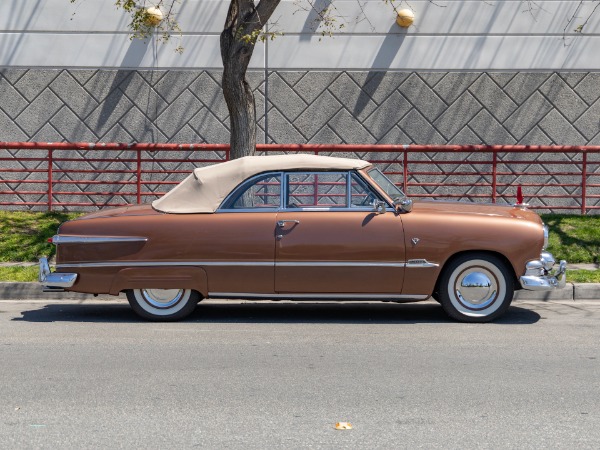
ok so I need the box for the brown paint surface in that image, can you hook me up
[55,171,546,300]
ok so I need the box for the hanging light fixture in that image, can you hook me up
[396,8,415,28]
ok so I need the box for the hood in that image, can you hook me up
[412,199,543,223]
[73,204,162,220]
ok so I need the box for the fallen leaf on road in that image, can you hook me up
[335,422,352,430]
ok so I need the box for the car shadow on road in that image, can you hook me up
[13,301,541,325]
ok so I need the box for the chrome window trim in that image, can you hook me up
[349,171,375,208]
[354,171,393,209]
[366,166,405,200]
[208,292,430,300]
[217,169,388,213]
[346,171,352,206]
[283,170,387,210]
[217,207,376,213]
[284,170,349,209]
[282,169,289,210]
[218,171,284,212]
[52,235,148,245]
[216,209,281,214]
[281,207,376,212]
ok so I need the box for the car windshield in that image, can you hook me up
[367,167,405,201]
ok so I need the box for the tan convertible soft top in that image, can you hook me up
[152,154,371,213]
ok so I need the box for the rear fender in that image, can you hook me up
[109,266,208,297]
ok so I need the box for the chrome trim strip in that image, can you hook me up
[57,260,408,269]
[406,259,440,268]
[208,292,430,300]
[57,261,275,269]
[52,235,148,245]
[277,261,405,268]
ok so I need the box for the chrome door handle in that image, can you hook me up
[277,220,300,227]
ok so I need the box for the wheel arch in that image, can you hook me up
[433,250,519,299]
[109,266,208,297]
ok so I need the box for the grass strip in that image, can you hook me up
[541,214,600,264]
[0,211,82,262]
[0,266,40,282]
[564,269,600,283]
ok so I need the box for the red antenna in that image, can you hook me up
[516,186,524,205]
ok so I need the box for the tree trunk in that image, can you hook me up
[221,37,256,160]
[223,57,256,159]
[220,0,280,160]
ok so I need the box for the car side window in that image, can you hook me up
[225,173,281,210]
[350,173,377,207]
[286,172,348,208]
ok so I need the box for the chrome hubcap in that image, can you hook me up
[455,270,498,310]
[141,289,184,309]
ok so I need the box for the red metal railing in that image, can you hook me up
[1,142,600,213]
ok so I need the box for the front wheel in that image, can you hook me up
[438,253,514,323]
[126,288,200,321]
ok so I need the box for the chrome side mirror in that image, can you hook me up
[395,198,413,213]
[372,199,387,214]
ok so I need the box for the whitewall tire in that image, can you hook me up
[438,253,514,323]
[126,288,200,321]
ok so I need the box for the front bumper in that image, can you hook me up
[38,257,78,291]
[520,252,567,291]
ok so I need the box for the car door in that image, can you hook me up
[208,172,281,295]
[275,171,405,294]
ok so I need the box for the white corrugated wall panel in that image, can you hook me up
[0,33,262,69]
[267,34,599,70]
[0,0,598,69]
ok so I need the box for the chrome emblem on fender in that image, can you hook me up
[411,238,420,245]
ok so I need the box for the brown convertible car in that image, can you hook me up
[39,154,566,322]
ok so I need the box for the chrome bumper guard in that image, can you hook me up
[519,252,567,291]
[38,257,78,291]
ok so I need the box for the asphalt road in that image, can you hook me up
[1,299,599,449]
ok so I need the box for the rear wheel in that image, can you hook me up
[126,288,200,321]
[438,253,514,323]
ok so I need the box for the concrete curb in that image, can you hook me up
[1,282,598,301]
[0,283,122,301]
[512,283,589,301]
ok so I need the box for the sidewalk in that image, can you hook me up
[568,263,600,270]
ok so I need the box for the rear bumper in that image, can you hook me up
[38,257,77,291]
[520,252,567,291]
